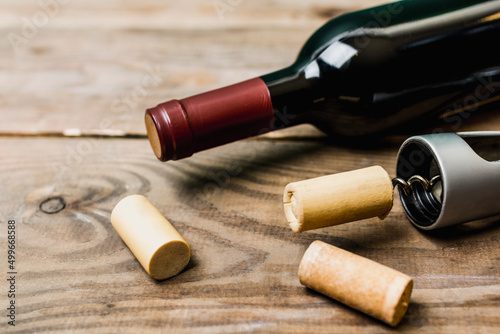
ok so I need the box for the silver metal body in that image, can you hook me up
[396,132,500,230]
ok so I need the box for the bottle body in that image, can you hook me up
[146,0,500,161]
[263,0,500,136]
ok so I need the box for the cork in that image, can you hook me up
[283,166,393,232]
[111,194,191,280]
[299,240,413,326]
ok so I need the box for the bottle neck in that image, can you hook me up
[261,65,323,128]
[145,78,274,161]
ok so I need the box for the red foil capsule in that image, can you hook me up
[145,78,274,161]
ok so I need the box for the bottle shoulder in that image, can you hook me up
[263,0,500,84]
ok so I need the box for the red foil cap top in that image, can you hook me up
[145,78,274,161]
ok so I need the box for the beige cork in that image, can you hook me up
[111,195,191,280]
[283,166,393,232]
[299,240,413,326]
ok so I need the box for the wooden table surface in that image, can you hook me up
[1,1,499,333]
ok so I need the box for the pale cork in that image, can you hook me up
[111,195,191,280]
[283,166,393,232]
[299,240,413,326]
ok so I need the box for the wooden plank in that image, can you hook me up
[0,0,386,29]
[1,0,388,136]
[0,26,313,136]
[1,137,498,332]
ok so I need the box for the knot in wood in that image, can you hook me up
[39,197,66,214]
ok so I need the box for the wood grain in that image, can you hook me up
[1,0,500,332]
[0,137,499,333]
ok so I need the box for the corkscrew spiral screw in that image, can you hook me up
[392,175,442,196]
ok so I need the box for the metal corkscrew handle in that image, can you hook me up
[396,132,500,230]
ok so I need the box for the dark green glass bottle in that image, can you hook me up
[146,0,500,161]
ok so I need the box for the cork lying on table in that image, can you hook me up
[299,240,413,327]
[283,166,393,232]
[111,194,191,280]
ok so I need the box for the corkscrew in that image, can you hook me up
[392,175,441,197]
[283,132,500,232]
[395,131,500,229]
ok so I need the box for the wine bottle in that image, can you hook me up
[145,0,500,161]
